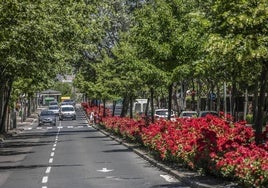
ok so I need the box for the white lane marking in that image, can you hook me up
[42,186,47,188]
[49,158,53,163]
[42,176,48,183]
[160,174,178,182]
[53,144,57,147]
[47,127,52,129]
[52,148,56,151]
[51,152,55,157]
[67,126,73,128]
[97,168,114,172]
[57,126,63,129]
[36,127,42,130]
[46,166,51,174]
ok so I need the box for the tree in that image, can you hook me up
[197,0,268,144]
[0,0,92,132]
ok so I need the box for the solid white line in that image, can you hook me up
[46,166,51,174]
[42,176,48,183]
[49,158,53,163]
[51,152,55,157]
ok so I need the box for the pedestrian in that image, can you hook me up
[89,112,94,125]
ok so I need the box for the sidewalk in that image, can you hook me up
[11,107,43,133]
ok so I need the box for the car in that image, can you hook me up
[179,111,198,118]
[61,99,76,107]
[48,105,60,116]
[198,111,219,117]
[38,110,57,126]
[49,101,58,106]
[59,105,76,120]
[154,109,175,120]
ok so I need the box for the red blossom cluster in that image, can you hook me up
[81,102,110,123]
[82,104,268,187]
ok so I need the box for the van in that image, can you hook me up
[59,105,76,120]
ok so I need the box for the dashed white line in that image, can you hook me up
[52,148,56,151]
[49,158,53,163]
[45,167,51,174]
[42,176,48,183]
[50,152,55,157]
[53,144,57,147]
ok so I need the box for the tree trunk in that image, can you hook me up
[168,84,173,120]
[252,80,259,125]
[103,99,106,117]
[112,100,116,117]
[243,89,248,120]
[150,87,154,123]
[0,79,13,133]
[255,63,268,144]
[129,96,133,119]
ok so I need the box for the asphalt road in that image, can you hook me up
[0,108,190,188]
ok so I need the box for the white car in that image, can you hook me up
[59,105,76,120]
[48,105,60,116]
[154,109,176,121]
[179,111,198,118]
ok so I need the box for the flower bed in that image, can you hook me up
[82,104,268,187]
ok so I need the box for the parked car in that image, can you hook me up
[154,109,175,121]
[38,110,57,126]
[59,105,76,120]
[198,111,219,117]
[179,111,198,118]
[48,105,60,116]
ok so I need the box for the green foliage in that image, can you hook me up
[52,82,72,97]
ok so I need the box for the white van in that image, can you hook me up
[59,105,76,120]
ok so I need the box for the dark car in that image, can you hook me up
[38,110,57,126]
[198,111,219,117]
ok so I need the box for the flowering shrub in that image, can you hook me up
[83,105,268,188]
[101,116,145,141]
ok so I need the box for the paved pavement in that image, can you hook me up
[0,107,240,188]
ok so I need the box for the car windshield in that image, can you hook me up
[156,111,168,116]
[183,112,197,117]
[49,101,58,105]
[156,110,173,116]
[40,110,54,116]
[200,112,218,117]
[61,107,74,111]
